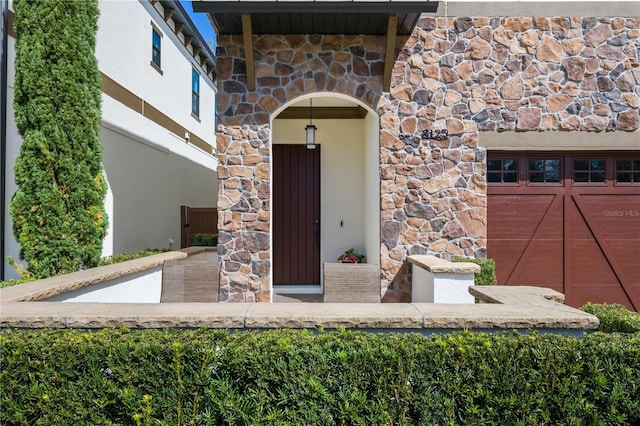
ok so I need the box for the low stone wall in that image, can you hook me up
[0,247,215,303]
[1,285,598,334]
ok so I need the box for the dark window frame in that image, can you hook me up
[615,158,640,185]
[151,27,162,71]
[572,158,606,185]
[487,158,519,185]
[191,68,200,118]
[527,157,562,185]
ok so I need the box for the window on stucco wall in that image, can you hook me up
[191,68,200,118]
[151,26,162,72]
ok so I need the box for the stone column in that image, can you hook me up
[216,125,272,302]
[377,17,487,302]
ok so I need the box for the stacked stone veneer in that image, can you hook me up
[215,17,640,303]
[379,16,639,301]
[215,34,388,301]
[404,16,640,133]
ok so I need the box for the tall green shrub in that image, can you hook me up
[10,0,107,278]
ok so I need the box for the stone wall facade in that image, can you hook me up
[215,16,640,302]
[215,34,387,302]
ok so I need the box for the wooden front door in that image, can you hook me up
[487,153,640,311]
[273,144,321,285]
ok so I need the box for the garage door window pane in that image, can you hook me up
[530,159,560,183]
[574,159,589,170]
[488,159,518,183]
[617,159,640,183]
[573,159,605,183]
[575,172,589,182]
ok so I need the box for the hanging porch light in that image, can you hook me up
[305,98,317,149]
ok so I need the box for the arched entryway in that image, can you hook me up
[270,93,380,296]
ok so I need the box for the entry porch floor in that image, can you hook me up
[274,293,324,303]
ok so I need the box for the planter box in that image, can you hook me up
[323,263,380,303]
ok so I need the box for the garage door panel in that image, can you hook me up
[508,240,563,288]
[575,194,640,240]
[567,233,639,284]
[624,285,640,311]
[488,240,529,284]
[487,195,559,239]
[568,286,634,311]
[606,242,640,284]
[488,152,639,311]
[570,240,620,285]
[569,204,597,239]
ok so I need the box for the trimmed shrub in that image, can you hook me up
[98,248,170,266]
[193,233,218,246]
[10,0,107,278]
[581,303,640,333]
[1,329,639,425]
[454,256,497,286]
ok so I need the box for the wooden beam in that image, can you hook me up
[242,14,256,91]
[174,22,184,35]
[383,15,398,92]
[184,35,193,47]
[276,106,368,120]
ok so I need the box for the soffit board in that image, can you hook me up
[192,2,438,35]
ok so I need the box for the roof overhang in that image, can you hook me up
[192,2,438,35]
[193,1,438,92]
[157,0,217,78]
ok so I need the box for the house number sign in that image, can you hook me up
[399,129,449,141]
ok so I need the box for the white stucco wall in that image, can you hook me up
[97,0,217,139]
[45,267,163,303]
[97,0,218,255]
[3,31,22,279]
[101,124,217,254]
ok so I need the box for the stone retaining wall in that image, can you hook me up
[215,16,640,302]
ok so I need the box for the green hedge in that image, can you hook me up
[581,303,640,333]
[454,257,497,286]
[98,249,170,267]
[193,233,218,246]
[1,329,639,425]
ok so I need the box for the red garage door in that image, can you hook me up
[487,153,640,311]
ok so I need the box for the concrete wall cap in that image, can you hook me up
[408,255,481,274]
[470,285,566,304]
[0,251,188,302]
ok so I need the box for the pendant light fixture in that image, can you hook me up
[305,98,317,149]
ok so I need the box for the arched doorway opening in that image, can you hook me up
[270,93,380,296]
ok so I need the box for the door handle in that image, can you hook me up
[314,219,320,248]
